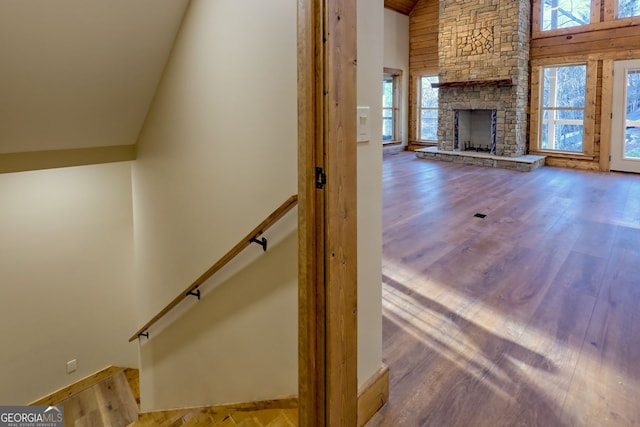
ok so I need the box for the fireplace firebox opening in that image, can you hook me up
[454,109,497,154]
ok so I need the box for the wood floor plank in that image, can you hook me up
[60,371,137,427]
[562,247,640,426]
[368,152,640,427]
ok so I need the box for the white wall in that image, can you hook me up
[357,0,384,388]
[0,163,138,404]
[383,8,410,151]
[132,0,298,411]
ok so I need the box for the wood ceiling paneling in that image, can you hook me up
[384,0,420,15]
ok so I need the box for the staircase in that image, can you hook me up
[40,367,297,427]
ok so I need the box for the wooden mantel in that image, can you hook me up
[431,78,518,89]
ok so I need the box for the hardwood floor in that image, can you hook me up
[59,370,139,427]
[367,152,640,426]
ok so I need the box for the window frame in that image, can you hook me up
[530,60,597,158]
[382,68,402,144]
[417,75,439,143]
[532,0,640,36]
[539,0,593,32]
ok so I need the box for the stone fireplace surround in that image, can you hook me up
[416,0,545,171]
[439,85,524,157]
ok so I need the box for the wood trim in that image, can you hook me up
[531,0,541,34]
[323,0,358,425]
[603,0,616,21]
[431,78,517,89]
[357,365,390,427]
[384,68,404,143]
[29,366,126,406]
[529,65,542,154]
[297,0,326,423]
[383,67,403,76]
[0,145,136,174]
[529,150,596,160]
[584,60,598,157]
[298,0,358,425]
[129,194,298,342]
[599,60,614,171]
[532,55,599,66]
[136,372,390,427]
[532,15,640,40]
[592,0,603,23]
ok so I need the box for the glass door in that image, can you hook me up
[611,59,640,173]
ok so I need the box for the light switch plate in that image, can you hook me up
[357,106,370,143]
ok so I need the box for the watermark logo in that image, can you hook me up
[0,406,64,427]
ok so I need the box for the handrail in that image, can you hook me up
[129,194,298,342]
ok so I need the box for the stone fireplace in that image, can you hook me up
[417,0,544,171]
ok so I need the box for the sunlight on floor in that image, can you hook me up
[381,258,639,425]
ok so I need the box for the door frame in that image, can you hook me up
[610,58,640,173]
[297,0,358,425]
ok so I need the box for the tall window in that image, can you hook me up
[618,0,640,18]
[383,69,401,143]
[418,76,438,141]
[541,0,591,30]
[540,64,587,152]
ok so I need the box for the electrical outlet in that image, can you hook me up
[66,359,77,374]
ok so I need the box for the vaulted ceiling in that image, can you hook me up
[1,0,418,166]
[384,0,420,15]
[0,0,188,156]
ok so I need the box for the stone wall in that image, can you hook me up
[437,0,531,157]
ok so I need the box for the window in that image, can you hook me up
[540,64,587,152]
[418,76,438,141]
[541,0,591,30]
[383,69,402,143]
[618,0,640,18]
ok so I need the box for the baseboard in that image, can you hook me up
[135,365,388,425]
[357,364,390,427]
[29,365,128,406]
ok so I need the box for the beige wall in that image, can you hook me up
[0,0,385,410]
[384,8,410,150]
[132,0,298,411]
[357,0,385,388]
[0,163,138,404]
[0,0,187,154]
[133,0,384,411]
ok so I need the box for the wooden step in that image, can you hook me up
[129,399,298,427]
[57,369,139,427]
